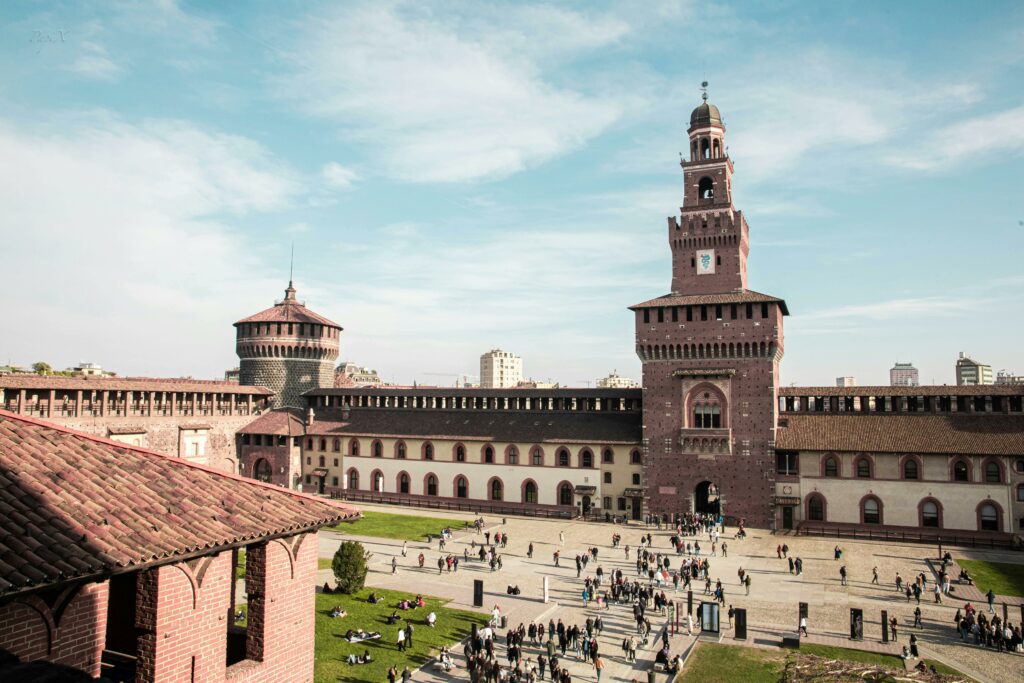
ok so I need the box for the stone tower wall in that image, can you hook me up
[239,358,334,409]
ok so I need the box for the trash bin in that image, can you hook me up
[647,671,655,683]
[500,615,508,628]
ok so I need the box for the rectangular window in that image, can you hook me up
[657,307,664,323]
[700,306,708,321]
[643,309,650,323]
[632,473,641,485]
[746,303,753,318]
[671,307,678,322]
[686,306,693,322]
[715,305,723,320]
[761,303,769,318]
[730,304,737,319]
[332,476,338,486]
[775,452,798,476]
[603,472,612,484]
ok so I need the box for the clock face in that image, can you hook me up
[696,249,715,275]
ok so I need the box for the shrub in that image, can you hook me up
[332,541,371,593]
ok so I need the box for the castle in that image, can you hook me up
[2,95,1021,543]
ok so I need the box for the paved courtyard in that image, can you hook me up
[318,504,1023,682]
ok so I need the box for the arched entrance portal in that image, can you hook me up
[694,481,720,516]
[253,458,272,483]
[581,495,592,515]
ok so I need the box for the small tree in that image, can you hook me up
[332,541,371,593]
[32,362,52,375]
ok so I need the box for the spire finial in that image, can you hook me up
[289,242,294,288]
[701,80,709,103]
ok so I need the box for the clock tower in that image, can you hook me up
[631,86,788,528]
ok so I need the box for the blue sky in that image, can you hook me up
[1,0,1022,387]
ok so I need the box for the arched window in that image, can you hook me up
[823,456,839,478]
[532,447,543,466]
[350,439,360,456]
[953,460,969,482]
[903,458,919,480]
[698,176,714,200]
[580,449,593,468]
[855,457,872,479]
[333,438,340,452]
[979,503,1000,531]
[319,439,326,451]
[490,479,503,501]
[348,469,359,490]
[455,444,466,462]
[807,494,825,521]
[426,474,438,496]
[523,480,537,504]
[373,470,383,492]
[455,476,468,498]
[318,455,325,467]
[921,500,940,528]
[557,448,569,467]
[630,450,642,465]
[424,442,434,461]
[399,473,410,494]
[484,445,494,464]
[396,442,406,459]
[985,461,1002,483]
[508,446,518,465]
[253,458,272,483]
[602,448,614,464]
[372,440,382,458]
[559,483,574,506]
[862,496,882,525]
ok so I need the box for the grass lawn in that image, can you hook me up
[235,549,246,580]
[314,586,486,683]
[328,510,466,541]
[956,559,1024,597]
[318,557,333,571]
[799,643,902,668]
[678,643,785,682]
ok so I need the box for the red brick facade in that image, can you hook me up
[633,99,786,528]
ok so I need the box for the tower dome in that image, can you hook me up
[234,282,342,408]
[689,101,722,128]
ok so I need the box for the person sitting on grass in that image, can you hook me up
[386,611,401,625]
[367,592,381,604]
[415,594,426,607]
[346,649,373,664]
[399,599,412,610]
[329,606,346,618]
[427,611,437,627]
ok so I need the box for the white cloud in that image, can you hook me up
[321,162,359,189]
[278,3,625,182]
[112,0,218,45]
[68,41,124,81]
[285,222,309,234]
[886,106,1024,171]
[0,114,300,376]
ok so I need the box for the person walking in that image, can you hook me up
[396,626,406,652]
[594,655,605,680]
[406,622,414,647]
[839,565,848,586]
[401,541,407,557]
[744,574,751,595]
[799,616,808,637]
[872,566,879,585]
[559,531,565,546]
[986,588,996,613]
[392,557,397,574]
[528,542,534,559]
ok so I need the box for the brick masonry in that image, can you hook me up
[240,358,334,411]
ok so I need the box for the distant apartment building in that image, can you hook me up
[835,376,856,387]
[597,371,640,389]
[889,362,919,387]
[996,370,1024,385]
[956,352,993,386]
[69,362,114,377]
[335,362,383,387]
[516,379,559,389]
[224,367,241,382]
[480,349,522,388]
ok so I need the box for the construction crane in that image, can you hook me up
[422,372,478,388]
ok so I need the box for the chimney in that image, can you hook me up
[306,407,315,426]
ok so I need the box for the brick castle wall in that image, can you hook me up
[240,359,334,409]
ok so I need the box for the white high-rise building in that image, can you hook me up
[956,352,993,386]
[597,371,639,388]
[835,376,856,387]
[890,362,919,387]
[479,349,522,388]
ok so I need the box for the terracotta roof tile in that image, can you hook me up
[781,385,1024,397]
[305,408,642,444]
[238,408,306,436]
[629,289,789,314]
[775,413,1024,455]
[0,410,358,599]
[0,375,272,395]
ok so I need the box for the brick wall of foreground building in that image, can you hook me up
[0,582,109,677]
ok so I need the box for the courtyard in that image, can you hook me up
[317,504,1022,682]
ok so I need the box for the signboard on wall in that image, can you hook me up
[696,249,715,275]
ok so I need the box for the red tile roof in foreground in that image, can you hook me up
[0,410,358,599]
[629,289,789,315]
[0,375,272,395]
[775,413,1024,456]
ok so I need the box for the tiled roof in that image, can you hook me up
[0,410,358,599]
[629,289,789,315]
[305,408,642,444]
[235,286,341,328]
[238,408,306,436]
[775,414,1024,455]
[781,385,1024,397]
[309,387,643,399]
[0,375,272,395]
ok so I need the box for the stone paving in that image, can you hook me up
[317,504,1023,682]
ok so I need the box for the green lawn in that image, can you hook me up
[318,557,333,571]
[328,511,466,541]
[235,549,246,580]
[678,643,785,682]
[957,559,1024,597]
[314,586,487,683]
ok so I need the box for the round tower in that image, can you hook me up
[234,282,342,408]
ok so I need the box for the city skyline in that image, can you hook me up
[2,1,1022,387]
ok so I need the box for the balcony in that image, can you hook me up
[679,428,732,456]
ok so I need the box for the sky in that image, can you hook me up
[1,0,1022,388]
